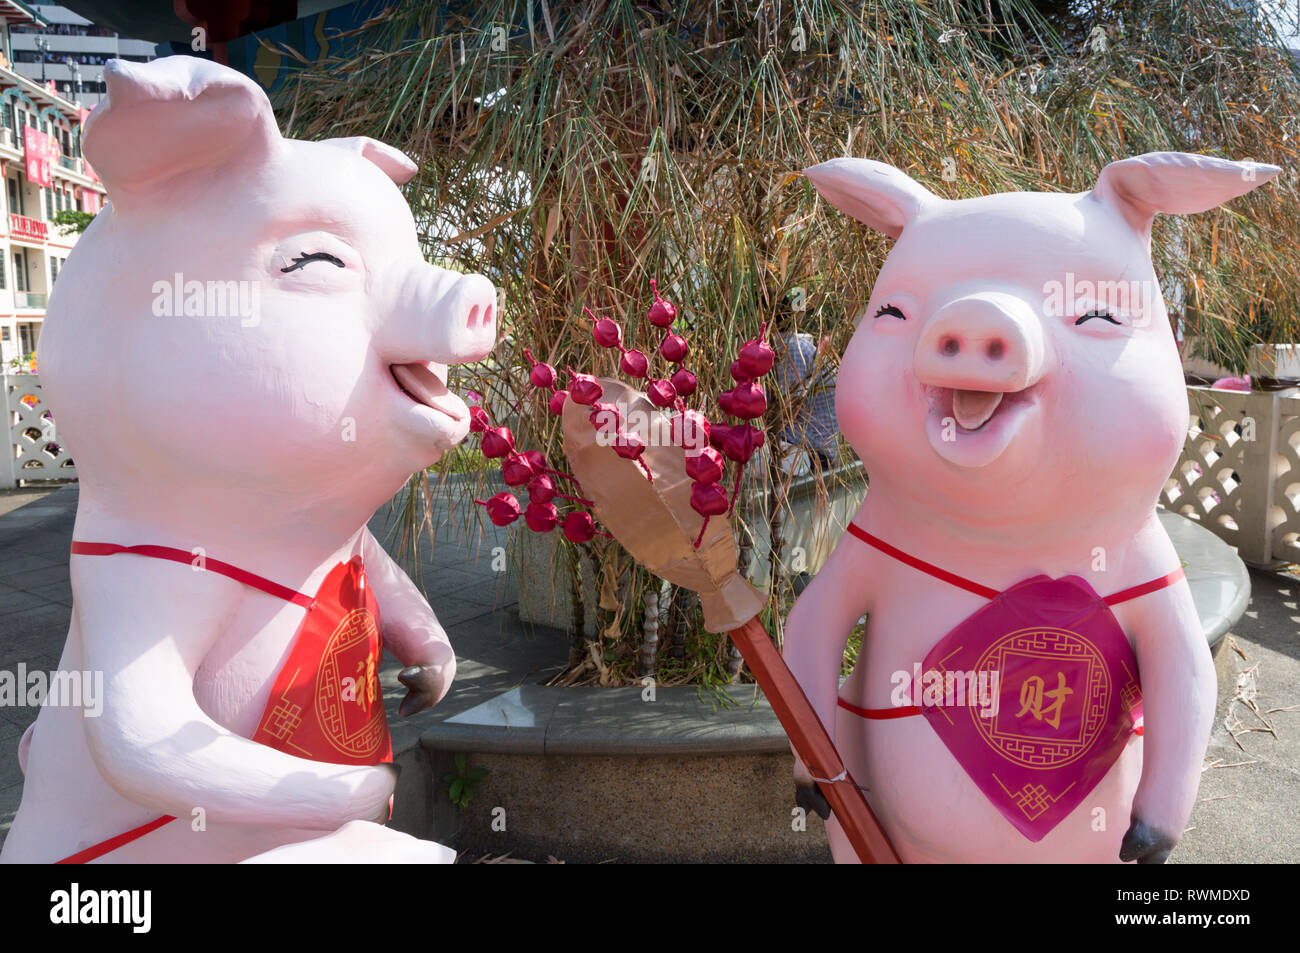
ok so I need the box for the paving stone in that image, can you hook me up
[0,552,58,579]
[0,564,72,593]
[23,580,73,606]
[0,584,46,613]
[0,604,71,644]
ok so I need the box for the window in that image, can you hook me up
[45,187,52,220]
[1,328,8,342]
[7,178,20,216]
[1,104,11,130]
[50,257,59,284]
[14,251,25,293]
[0,256,6,290]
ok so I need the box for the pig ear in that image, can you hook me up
[804,158,939,239]
[1091,152,1281,233]
[321,137,418,185]
[85,56,280,205]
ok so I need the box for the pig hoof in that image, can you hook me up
[1119,819,1176,864]
[795,782,831,821]
[397,664,446,717]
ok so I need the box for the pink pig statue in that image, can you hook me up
[785,152,1278,863]
[1,56,496,863]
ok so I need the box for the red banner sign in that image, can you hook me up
[23,126,55,188]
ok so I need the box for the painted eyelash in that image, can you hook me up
[1074,309,1121,326]
[280,252,345,273]
[874,303,906,320]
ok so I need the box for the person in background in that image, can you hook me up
[774,324,839,471]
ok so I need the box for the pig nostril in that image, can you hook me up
[467,305,480,328]
[483,304,494,326]
[986,339,1005,360]
[941,336,960,357]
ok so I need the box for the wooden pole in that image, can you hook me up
[727,616,901,864]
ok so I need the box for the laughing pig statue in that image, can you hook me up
[1,56,496,863]
[785,152,1278,863]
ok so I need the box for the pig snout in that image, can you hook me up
[381,263,497,366]
[913,292,1045,394]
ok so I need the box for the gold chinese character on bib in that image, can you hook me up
[1016,671,1073,729]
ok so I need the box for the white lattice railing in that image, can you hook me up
[2,374,76,488]
[1163,385,1300,567]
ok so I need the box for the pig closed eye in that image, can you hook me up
[1074,309,1121,326]
[281,252,345,273]
[873,303,907,320]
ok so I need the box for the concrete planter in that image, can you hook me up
[415,685,831,863]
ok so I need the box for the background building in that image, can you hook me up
[8,3,154,106]
[0,1,106,367]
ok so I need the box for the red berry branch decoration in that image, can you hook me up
[474,279,774,552]
[470,399,605,544]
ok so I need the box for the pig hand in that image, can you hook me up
[792,752,831,821]
[396,643,455,717]
[1119,818,1177,864]
[363,530,458,716]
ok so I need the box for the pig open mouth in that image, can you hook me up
[924,384,1038,468]
[928,385,1031,432]
[390,362,466,421]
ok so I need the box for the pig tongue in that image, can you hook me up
[952,389,1003,431]
[392,362,463,420]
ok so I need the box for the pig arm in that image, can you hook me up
[781,528,874,814]
[75,556,398,829]
[1120,579,1216,863]
[362,529,456,716]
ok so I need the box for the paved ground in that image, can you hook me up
[0,486,55,517]
[0,483,1296,862]
[1176,570,1300,862]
